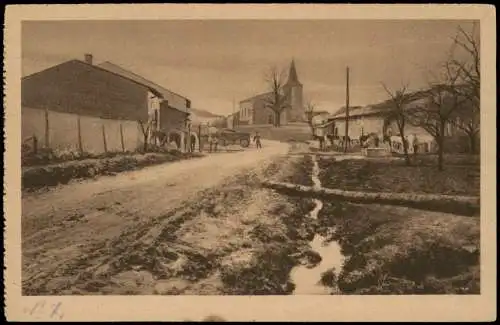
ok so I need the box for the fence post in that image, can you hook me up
[198,124,202,152]
[119,123,125,152]
[32,134,38,154]
[44,108,50,148]
[102,124,108,153]
[77,115,83,153]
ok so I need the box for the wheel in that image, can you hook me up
[240,138,250,148]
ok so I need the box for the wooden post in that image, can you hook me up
[77,115,83,153]
[32,134,38,154]
[44,108,50,148]
[102,124,108,153]
[119,123,125,152]
[344,66,350,153]
[198,124,202,152]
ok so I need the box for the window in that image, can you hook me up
[268,115,273,124]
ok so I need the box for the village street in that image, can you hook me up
[22,140,294,295]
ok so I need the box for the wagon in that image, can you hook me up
[201,128,251,148]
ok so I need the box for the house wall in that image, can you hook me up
[22,106,142,154]
[22,60,150,121]
[239,101,253,123]
[162,90,189,112]
[334,115,385,139]
[252,99,288,125]
[159,102,189,135]
[285,84,304,122]
[227,115,234,129]
[147,91,162,130]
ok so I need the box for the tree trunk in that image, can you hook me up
[468,131,478,154]
[437,121,445,171]
[398,122,411,166]
[274,111,280,127]
[261,180,479,216]
[143,134,148,152]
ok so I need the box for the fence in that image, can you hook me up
[22,107,143,155]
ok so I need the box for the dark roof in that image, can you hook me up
[239,91,273,104]
[22,59,164,98]
[286,59,301,86]
[329,86,455,120]
[97,61,190,113]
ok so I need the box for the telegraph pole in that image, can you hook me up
[344,66,350,153]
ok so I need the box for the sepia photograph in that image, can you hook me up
[4,4,496,322]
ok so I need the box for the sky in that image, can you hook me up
[22,20,477,116]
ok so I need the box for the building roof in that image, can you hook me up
[239,59,302,104]
[98,61,190,113]
[286,59,301,86]
[239,91,273,104]
[22,59,164,98]
[328,87,443,120]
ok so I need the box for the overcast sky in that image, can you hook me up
[22,20,476,115]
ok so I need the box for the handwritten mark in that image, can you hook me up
[24,301,64,320]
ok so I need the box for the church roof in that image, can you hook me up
[239,59,301,104]
[286,59,301,86]
[239,91,273,104]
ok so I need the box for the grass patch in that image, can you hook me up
[22,151,203,191]
[282,155,314,187]
[318,201,480,294]
[317,156,479,196]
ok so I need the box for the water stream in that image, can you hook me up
[290,155,345,295]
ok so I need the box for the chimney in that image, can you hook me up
[84,53,93,65]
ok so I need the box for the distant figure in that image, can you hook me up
[318,135,325,151]
[412,134,419,156]
[190,134,196,152]
[254,132,262,149]
[209,134,218,153]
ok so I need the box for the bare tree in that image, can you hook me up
[381,83,412,165]
[263,66,290,127]
[407,62,468,171]
[448,23,480,154]
[305,101,316,136]
[137,116,154,152]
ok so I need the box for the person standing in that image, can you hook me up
[208,134,213,153]
[412,134,419,156]
[254,132,262,149]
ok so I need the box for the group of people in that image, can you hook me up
[205,131,262,153]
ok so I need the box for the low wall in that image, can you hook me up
[22,106,142,154]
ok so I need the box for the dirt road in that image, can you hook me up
[22,140,299,295]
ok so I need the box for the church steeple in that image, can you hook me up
[286,59,301,86]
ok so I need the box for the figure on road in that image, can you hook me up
[254,132,262,149]
[190,134,196,152]
[412,134,419,156]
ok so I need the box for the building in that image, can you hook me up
[97,61,193,150]
[22,54,162,123]
[325,86,476,154]
[226,111,240,129]
[22,54,194,152]
[238,60,305,125]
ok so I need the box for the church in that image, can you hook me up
[238,60,305,125]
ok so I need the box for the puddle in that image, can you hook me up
[290,155,345,295]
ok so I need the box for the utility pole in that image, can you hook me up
[344,66,350,153]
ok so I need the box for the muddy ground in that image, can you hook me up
[314,155,480,295]
[22,142,320,295]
